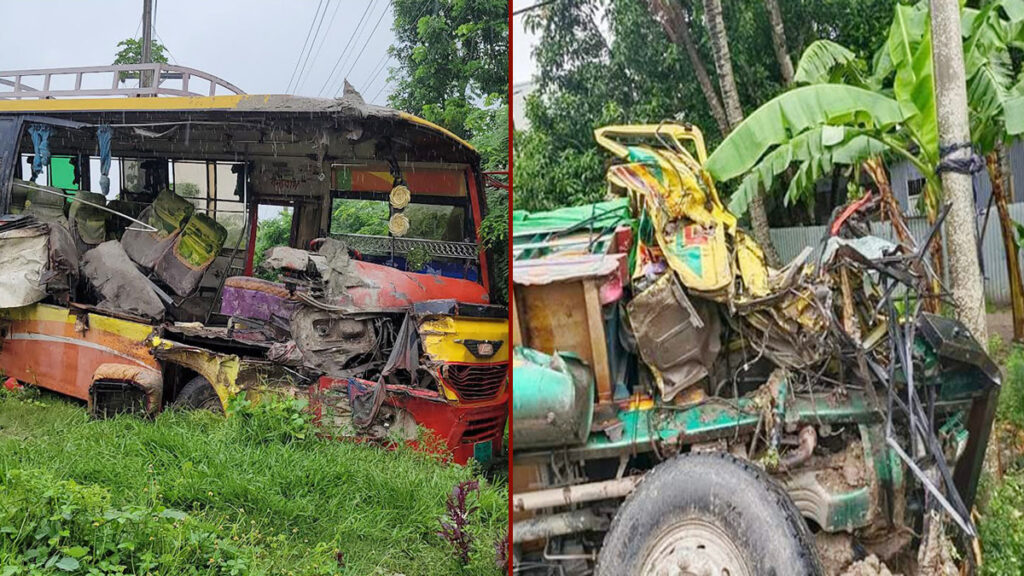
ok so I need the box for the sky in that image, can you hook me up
[0,0,398,103]
[512,0,540,86]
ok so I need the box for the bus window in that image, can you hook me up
[171,161,209,212]
[329,198,467,242]
[214,162,247,250]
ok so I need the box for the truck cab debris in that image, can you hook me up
[511,123,999,575]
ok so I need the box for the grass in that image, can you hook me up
[977,343,1024,574]
[0,391,507,576]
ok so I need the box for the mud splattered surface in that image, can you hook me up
[839,555,900,576]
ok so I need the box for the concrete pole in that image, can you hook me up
[930,0,988,343]
[141,0,153,89]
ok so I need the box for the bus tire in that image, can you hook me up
[172,376,224,413]
[596,452,823,576]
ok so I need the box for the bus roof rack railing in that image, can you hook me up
[0,64,245,100]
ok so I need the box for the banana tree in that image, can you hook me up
[962,0,1024,341]
[707,1,967,312]
[709,1,942,216]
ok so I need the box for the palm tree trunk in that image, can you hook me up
[702,0,781,266]
[988,148,1024,342]
[702,0,743,127]
[762,0,794,84]
[647,0,730,136]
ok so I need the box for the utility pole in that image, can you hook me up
[930,0,988,342]
[141,0,153,89]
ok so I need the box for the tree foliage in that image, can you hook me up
[253,209,292,280]
[388,0,508,142]
[112,38,168,82]
[515,0,899,214]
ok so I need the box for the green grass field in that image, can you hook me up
[0,392,507,576]
[977,341,1024,575]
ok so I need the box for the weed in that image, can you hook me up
[493,530,508,573]
[438,480,479,567]
[997,347,1024,428]
[979,473,1024,575]
[989,333,1006,362]
[980,343,1024,574]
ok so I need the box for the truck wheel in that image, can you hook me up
[172,376,224,413]
[596,452,823,576]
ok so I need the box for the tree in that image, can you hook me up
[958,0,1024,341]
[253,210,293,279]
[471,103,510,303]
[515,0,897,215]
[710,0,1024,336]
[387,0,507,142]
[647,0,729,135]
[112,38,168,83]
[763,0,794,84]
[703,0,743,128]
[702,0,780,265]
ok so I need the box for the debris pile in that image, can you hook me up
[512,124,1000,569]
[612,136,995,540]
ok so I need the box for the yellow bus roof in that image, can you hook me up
[0,93,475,153]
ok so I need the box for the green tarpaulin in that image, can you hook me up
[512,198,632,237]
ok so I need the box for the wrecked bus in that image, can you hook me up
[511,124,1000,574]
[0,64,507,465]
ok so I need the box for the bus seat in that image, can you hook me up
[69,191,109,254]
[121,188,195,269]
[17,180,68,227]
[153,212,227,296]
[81,240,165,320]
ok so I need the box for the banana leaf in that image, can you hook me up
[727,127,888,216]
[886,2,938,164]
[706,84,905,182]
[793,40,867,86]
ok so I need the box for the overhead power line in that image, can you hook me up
[336,0,393,97]
[294,0,333,95]
[285,0,327,94]
[317,0,377,97]
[362,52,393,97]
[362,0,435,104]
[296,0,344,93]
[371,80,393,104]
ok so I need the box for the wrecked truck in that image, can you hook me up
[511,124,1000,574]
[0,64,508,465]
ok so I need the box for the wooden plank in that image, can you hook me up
[511,287,523,347]
[583,279,613,405]
[519,282,590,362]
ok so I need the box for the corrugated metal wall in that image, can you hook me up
[769,203,1024,304]
[889,140,1024,210]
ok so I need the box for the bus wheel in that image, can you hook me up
[596,452,822,576]
[172,376,224,413]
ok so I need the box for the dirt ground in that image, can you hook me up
[988,309,1015,344]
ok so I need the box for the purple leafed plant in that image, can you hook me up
[438,479,480,566]
[494,529,508,573]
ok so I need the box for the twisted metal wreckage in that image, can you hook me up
[511,124,1000,574]
[0,69,509,466]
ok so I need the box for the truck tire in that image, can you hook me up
[172,376,224,413]
[596,452,823,576]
